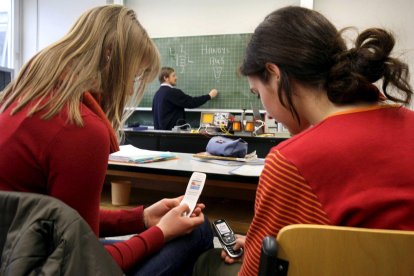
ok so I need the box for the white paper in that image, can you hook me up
[229,164,264,177]
[109,145,175,163]
[192,157,265,166]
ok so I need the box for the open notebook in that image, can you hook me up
[109,145,176,163]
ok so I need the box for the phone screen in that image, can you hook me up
[189,180,202,190]
[217,222,231,235]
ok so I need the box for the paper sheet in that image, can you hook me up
[192,151,258,162]
[192,157,265,166]
[229,164,264,177]
[109,145,175,163]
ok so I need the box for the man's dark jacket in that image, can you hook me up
[152,85,211,130]
[0,191,123,276]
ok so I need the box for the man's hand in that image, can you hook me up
[209,89,218,98]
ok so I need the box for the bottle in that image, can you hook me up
[241,108,246,130]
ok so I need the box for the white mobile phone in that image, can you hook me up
[180,172,206,217]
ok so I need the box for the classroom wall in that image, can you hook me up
[126,0,414,109]
[20,0,300,60]
[20,0,414,109]
[126,0,300,37]
[315,0,414,108]
[21,0,107,63]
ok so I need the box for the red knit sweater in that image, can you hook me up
[0,101,164,272]
[240,105,414,276]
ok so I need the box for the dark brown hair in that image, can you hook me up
[158,67,175,83]
[240,6,412,122]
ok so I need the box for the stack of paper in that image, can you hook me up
[192,151,259,162]
[109,145,176,163]
[229,164,264,177]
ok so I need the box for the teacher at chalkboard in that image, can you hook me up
[152,67,218,130]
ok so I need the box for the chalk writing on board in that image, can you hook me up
[201,45,228,81]
[213,67,223,80]
[201,45,229,55]
[139,34,258,109]
[169,45,193,73]
[209,57,224,65]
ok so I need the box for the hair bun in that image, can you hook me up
[326,28,398,104]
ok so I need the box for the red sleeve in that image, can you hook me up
[99,206,146,237]
[44,114,110,236]
[104,226,165,271]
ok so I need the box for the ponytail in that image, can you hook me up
[327,28,412,105]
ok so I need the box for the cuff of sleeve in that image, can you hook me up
[134,205,145,231]
[103,226,165,271]
[140,226,165,253]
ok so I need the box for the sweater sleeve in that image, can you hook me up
[104,226,165,272]
[100,205,166,272]
[239,149,331,276]
[99,206,146,237]
[168,89,211,108]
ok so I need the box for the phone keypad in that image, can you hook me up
[224,244,243,258]
[226,245,235,254]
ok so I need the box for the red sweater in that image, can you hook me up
[240,105,414,276]
[0,102,164,272]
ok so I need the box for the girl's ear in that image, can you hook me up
[265,63,281,81]
[104,48,112,65]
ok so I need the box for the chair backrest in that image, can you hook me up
[259,224,414,276]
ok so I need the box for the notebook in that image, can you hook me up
[109,145,175,163]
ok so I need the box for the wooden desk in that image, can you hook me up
[103,152,262,234]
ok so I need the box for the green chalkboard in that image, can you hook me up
[139,33,262,110]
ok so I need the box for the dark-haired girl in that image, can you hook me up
[194,6,414,276]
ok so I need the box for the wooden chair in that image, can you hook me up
[258,224,414,276]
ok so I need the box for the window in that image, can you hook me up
[0,0,12,68]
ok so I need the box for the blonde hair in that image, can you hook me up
[0,5,160,141]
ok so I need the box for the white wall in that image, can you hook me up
[21,0,301,61]
[315,0,414,107]
[37,0,105,48]
[21,0,37,65]
[21,0,106,64]
[126,0,300,37]
[19,0,414,105]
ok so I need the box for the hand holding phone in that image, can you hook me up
[180,172,206,217]
[212,219,244,258]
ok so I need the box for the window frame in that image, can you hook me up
[0,0,21,71]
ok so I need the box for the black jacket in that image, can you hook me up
[0,191,123,276]
[152,85,211,130]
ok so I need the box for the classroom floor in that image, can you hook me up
[100,184,253,234]
[104,234,222,249]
